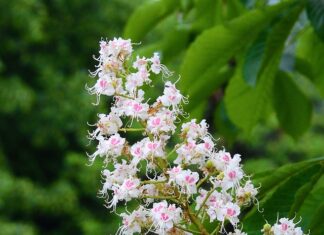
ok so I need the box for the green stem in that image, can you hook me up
[197,173,211,189]
[119,127,145,132]
[166,144,179,158]
[140,179,167,185]
[196,187,217,216]
[115,93,134,99]
[185,202,209,235]
[174,224,201,234]
[141,195,179,204]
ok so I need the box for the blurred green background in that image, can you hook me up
[0,0,323,234]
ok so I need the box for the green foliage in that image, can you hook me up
[306,0,324,41]
[123,1,324,233]
[124,0,181,41]
[0,0,139,234]
[272,71,312,139]
[296,28,324,97]
[243,157,324,235]
[125,0,324,139]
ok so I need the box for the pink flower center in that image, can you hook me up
[185,142,195,150]
[168,95,176,101]
[99,80,108,88]
[125,180,135,189]
[152,118,161,126]
[281,223,288,231]
[153,205,164,213]
[228,170,236,179]
[185,175,196,184]
[134,147,141,155]
[172,167,181,173]
[110,138,120,145]
[148,142,158,150]
[226,208,236,217]
[222,154,230,162]
[160,213,170,221]
[133,103,143,112]
[204,142,211,150]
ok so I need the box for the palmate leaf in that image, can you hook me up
[272,71,312,139]
[123,0,180,41]
[224,3,303,131]
[243,158,324,235]
[306,0,324,41]
[180,0,295,90]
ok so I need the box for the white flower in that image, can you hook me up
[108,178,141,209]
[149,52,161,74]
[175,140,206,166]
[99,160,138,197]
[181,119,208,140]
[119,206,149,235]
[87,74,124,99]
[209,150,241,172]
[168,167,200,195]
[88,134,125,163]
[222,164,244,190]
[158,81,184,111]
[236,180,258,205]
[143,138,165,158]
[196,136,214,156]
[151,201,182,233]
[269,218,305,235]
[146,109,176,135]
[133,56,148,70]
[222,202,240,226]
[90,113,122,138]
[228,229,247,235]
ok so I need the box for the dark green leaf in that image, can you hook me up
[296,28,324,97]
[272,71,312,139]
[243,163,323,235]
[180,0,296,91]
[306,0,324,41]
[243,30,267,86]
[224,3,303,131]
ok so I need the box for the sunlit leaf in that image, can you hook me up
[123,0,180,41]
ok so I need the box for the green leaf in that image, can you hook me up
[185,65,234,112]
[308,203,324,235]
[253,158,323,199]
[214,0,246,25]
[123,0,180,41]
[224,3,303,131]
[306,0,324,41]
[272,71,312,138]
[288,167,323,217]
[191,0,217,31]
[214,100,239,144]
[296,28,324,97]
[243,163,323,235]
[180,0,295,90]
[298,176,324,233]
[243,30,267,86]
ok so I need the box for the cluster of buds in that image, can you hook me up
[87,38,306,235]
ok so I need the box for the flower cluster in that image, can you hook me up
[262,217,306,235]
[87,38,306,235]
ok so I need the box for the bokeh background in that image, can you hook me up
[0,0,323,234]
